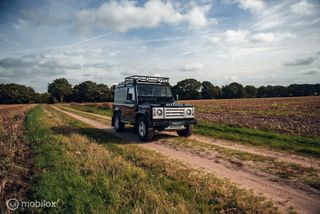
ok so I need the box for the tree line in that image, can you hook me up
[0,78,114,104]
[172,79,320,99]
[0,78,319,104]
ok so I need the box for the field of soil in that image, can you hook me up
[182,96,320,137]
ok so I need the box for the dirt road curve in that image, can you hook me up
[52,105,320,213]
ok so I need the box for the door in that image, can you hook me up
[122,87,136,123]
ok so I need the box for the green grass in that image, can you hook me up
[64,104,113,117]
[194,122,320,158]
[26,106,110,213]
[58,105,111,124]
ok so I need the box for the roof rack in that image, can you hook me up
[124,75,169,85]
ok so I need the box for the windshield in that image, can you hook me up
[137,84,173,101]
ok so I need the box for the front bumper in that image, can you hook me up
[152,119,196,127]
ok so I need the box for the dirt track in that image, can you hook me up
[52,105,320,213]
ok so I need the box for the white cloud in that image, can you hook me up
[251,32,275,43]
[253,1,318,31]
[291,1,314,16]
[210,30,295,45]
[251,32,295,43]
[180,63,204,72]
[209,36,220,44]
[185,5,217,28]
[225,0,265,13]
[186,6,209,27]
[209,30,250,44]
[225,30,250,43]
[75,0,213,33]
[252,1,292,30]
[223,75,238,82]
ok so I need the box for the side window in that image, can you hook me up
[114,87,127,102]
[127,87,135,101]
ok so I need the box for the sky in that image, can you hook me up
[0,0,319,92]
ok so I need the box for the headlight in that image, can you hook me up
[153,108,164,119]
[185,108,194,118]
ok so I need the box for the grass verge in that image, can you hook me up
[58,105,110,124]
[63,103,113,117]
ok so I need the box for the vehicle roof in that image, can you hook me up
[116,75,170,88]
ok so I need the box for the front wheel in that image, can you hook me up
[136,117,154,142]
[177,125,193,137]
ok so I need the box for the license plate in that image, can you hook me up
[166,125,185,130]
[170,122,183,126]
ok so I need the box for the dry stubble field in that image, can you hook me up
[182,96,320,137]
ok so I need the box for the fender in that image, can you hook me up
[135,109,151,126]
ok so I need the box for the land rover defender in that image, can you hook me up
[112,75,196,141]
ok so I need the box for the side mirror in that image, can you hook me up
[127,93,133,101]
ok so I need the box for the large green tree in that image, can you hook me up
[0,83,36,104]
[97,83,112,102]
[48,78,73,103]
[257,85,288,97]
[72,81,112,102]
[172,79,201,100]
[222,82,246,98]
[245,85,257,98]
[221,85,237,98]
[287,84,320,96]
[201,81,221,99]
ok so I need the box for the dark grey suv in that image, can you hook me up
[112,75,196,141]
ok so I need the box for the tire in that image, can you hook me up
[114,113,125,132]
[177,124,193,137]
[136,116,154,142]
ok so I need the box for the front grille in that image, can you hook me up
[164,108,184,119]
